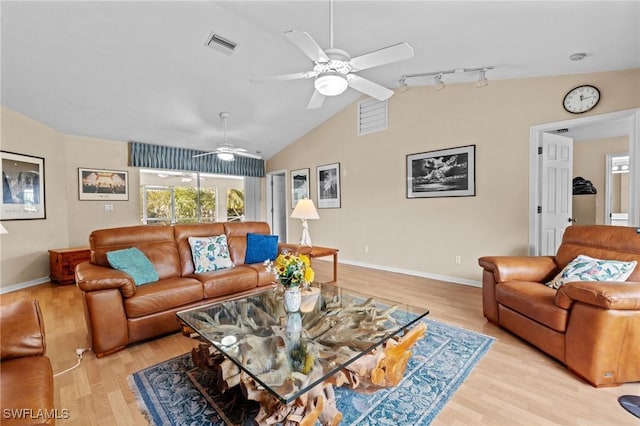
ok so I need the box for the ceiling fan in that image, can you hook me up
[251,0,414,109]
[193,112,261,161]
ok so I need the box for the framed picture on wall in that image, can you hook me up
[291,168,310,209]
[1,151,46,220]
[406,145,476,198]
[78,167,129,201]
[317,162,341,208]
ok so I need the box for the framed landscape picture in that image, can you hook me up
[78,168,129,201]
[407,145,476,198]
[317,162,341,208]
[1,151,46,220]
[291,168,310,209]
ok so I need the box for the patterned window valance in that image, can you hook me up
[128,141,265,177]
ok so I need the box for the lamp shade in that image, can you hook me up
[291,199,319,220]
[0,223,8,235]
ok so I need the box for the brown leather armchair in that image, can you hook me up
[0,299,55,425]
[479,225,640,387]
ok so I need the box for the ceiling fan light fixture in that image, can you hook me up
[315,72,348,96]
[217,152,235,161]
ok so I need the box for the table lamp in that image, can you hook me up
[290,199,319,246]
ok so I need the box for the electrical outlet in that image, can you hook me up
[455,256,462,264]
[364,245,369,253]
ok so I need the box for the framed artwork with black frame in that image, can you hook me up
[317,162,341,208]
[1,151,46,220]
[291,168,310,209]
[406,145,476,198]
[78,167,129,201]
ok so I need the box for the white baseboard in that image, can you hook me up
[0,276,50,295]
[336,258,482,288]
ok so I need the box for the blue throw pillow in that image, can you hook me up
[245,233,279,264]
[106,247,159,286]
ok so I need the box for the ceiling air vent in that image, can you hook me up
[358,98,388,136]
[205,32,237,56]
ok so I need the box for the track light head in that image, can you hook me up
[399,77,409,93]
[434,74,445,91]
[476,69,488,88]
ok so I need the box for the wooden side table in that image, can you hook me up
[49,247,91,285]
[308,246,339,283]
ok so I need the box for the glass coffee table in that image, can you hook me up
[177,284,428,425]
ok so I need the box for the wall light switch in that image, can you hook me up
[104,204,114,212]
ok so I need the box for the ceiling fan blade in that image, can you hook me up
[348,74,394,101]
[349,42,414,71]
[250,71,315,83]
[307,90,326,109]
[236,151,263,160]
[193,151,216,158]
[284,30,329,63]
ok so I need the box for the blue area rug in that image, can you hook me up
[129,318,493,425]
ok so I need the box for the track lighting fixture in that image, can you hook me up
[476,69,488,88]
[398,76,410,93]
[400,66,493,90]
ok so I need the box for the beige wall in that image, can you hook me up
[1,107,69,287]
[1,107,139,291]
[267,69,640,284]
[573,136,629,225]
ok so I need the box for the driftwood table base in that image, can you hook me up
[191,322,427,426]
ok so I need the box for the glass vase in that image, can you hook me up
[283,286,302,313]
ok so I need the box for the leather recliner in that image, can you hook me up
[479,225,640,387]
[0,299,55,425]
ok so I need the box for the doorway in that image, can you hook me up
[266,170,288,243]
[529,109,640,255]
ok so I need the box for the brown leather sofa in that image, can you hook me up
[75,221,295,358]
[0,299,55,425]
[479,225,640,387]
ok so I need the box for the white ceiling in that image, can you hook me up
[2,1,639,159]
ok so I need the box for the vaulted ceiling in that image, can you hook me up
[2,1,639,159]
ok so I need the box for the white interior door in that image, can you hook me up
[268,172,287,242]
[540,133,574,255]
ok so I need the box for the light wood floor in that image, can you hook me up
[1,261,638,425]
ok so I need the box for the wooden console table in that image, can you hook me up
[49,246,91,285]
[308,246,339,283]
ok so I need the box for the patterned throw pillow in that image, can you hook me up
[188,235,234,273]
[106,247,159,286]
[546,254,637,290]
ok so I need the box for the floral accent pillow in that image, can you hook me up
[188,235,234,273]
[546,254,637,290]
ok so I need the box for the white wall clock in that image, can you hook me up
[563,85,600,114]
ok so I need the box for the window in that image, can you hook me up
[139,169,243,224]
[227,188,245,221]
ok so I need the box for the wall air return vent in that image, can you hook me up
[357,98,388,136]
[205,32,238,56]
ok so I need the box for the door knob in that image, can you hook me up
[568,218,576,223]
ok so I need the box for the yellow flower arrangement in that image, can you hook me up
[265,251,314,288]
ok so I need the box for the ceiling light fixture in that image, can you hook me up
[569,52,587,61]
[400,66,493,90]
[315,72,348,96]
[217,152,235,161]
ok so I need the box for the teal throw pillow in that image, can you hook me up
[106,247,159,286]
[188,235,234,273]
[546,254,637,289]
[245,233,279,264]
